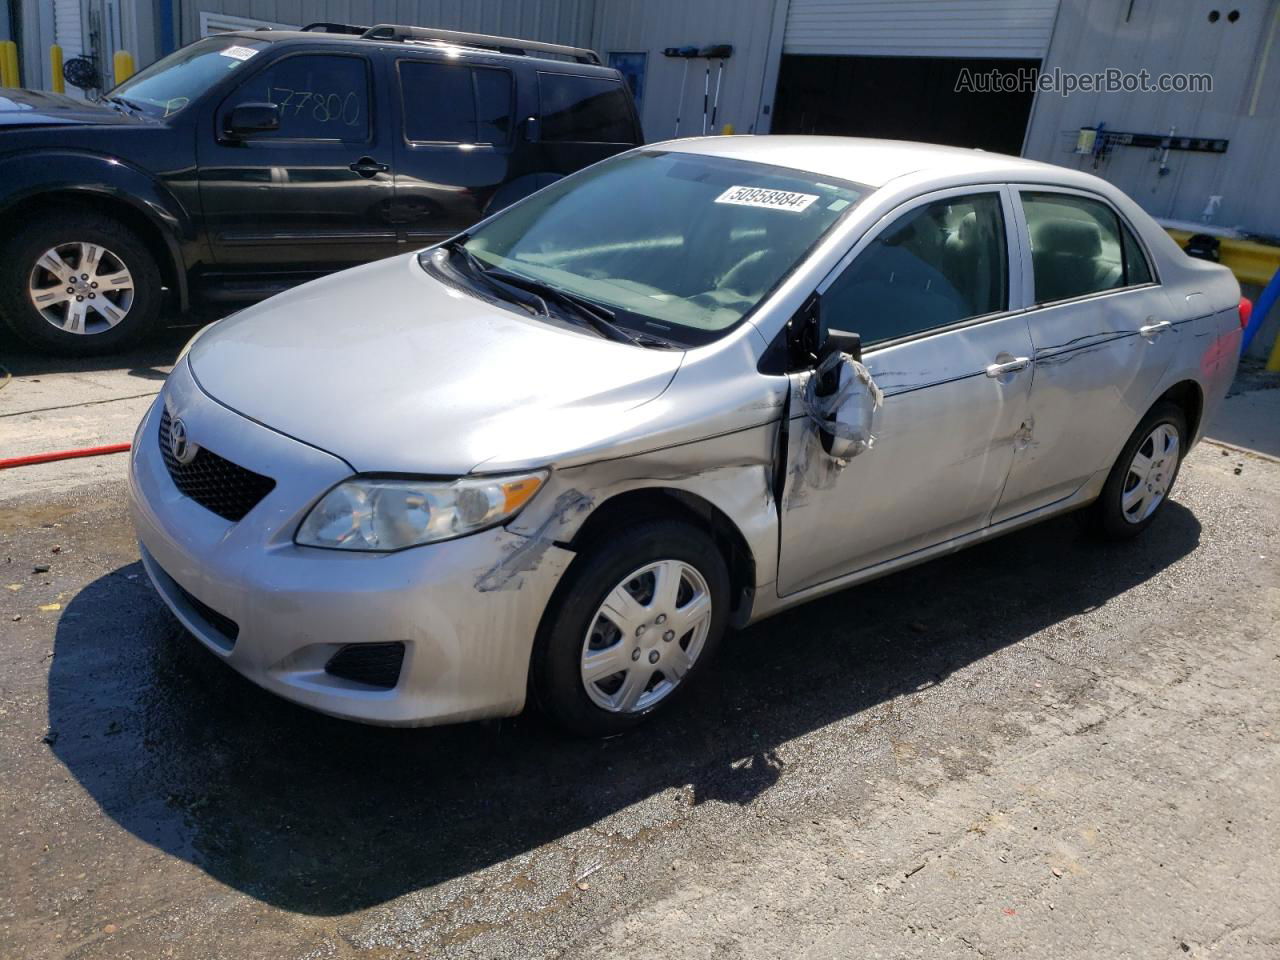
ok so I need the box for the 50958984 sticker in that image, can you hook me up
[714,185,819,212]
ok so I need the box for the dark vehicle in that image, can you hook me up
[0,24,643,355]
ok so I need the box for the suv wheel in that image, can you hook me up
[0,212,163,355]
[532,520,730,737]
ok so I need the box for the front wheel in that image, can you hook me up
[0,212,163,355]
[532,520,730,737]
[1085,401,1187,539]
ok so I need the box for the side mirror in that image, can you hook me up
[808,328,881,462]
[225,102,280,138]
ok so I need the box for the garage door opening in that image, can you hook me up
[772,55,1040,156]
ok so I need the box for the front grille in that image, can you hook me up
[172,578,240,648]
[159,409,275,522]
[325,643,406,689]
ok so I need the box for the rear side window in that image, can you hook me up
[1021,192,1154,303]
[399,61,514,144]
[233,54,370,140]
[824,193,1008,345]
[537,72,635,143]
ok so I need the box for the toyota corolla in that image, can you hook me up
[129,136,1244,736]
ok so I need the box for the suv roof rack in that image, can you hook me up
[359,23,601,65]
[301,21,370,35]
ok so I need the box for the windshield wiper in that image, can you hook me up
[484,268,651,347]
[441,237,548,317]
[105,95,142,116]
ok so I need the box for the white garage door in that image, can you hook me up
[784,0,1061,59]
[54,0,84,57]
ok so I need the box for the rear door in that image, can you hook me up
[198,47,398,269]
[390,54,518,244]
[531,70,642,174]
[992,187,1178,522]
[777,186,1035,594]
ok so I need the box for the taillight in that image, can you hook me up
[1239,296,1253,329]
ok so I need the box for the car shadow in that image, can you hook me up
[0,314,208,379]
[47,503,1201,915]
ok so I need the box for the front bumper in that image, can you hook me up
[128,360,573,726]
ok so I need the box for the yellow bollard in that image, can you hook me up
[721,122,736,135]
[50,44,65,93]
[0,41,18,88]
[112,49,134,86]
[1267,327,1280,372]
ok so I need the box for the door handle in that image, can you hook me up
[349,156,390,178]
[985,357,1030,378]
[1139,319,1172,337]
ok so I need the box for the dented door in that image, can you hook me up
[776,185,1034,595]
[776,318,1035,595]
[991,187,1179,522]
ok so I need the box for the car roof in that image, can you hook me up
[656,135,1078,190]
[223,30,620,75]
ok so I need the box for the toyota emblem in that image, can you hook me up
[169,417,198,465]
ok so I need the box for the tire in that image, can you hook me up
[1085,401,1188,540]
[532,519,731,737]
[0,211,163,355]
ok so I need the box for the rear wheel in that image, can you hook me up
[1085,401,1187,539]
[0,212,163,355]
[532,520,729,737]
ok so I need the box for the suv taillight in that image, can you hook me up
[1239,297,1253,329]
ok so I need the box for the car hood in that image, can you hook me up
[188,254,685,475]
[0,89,143,128]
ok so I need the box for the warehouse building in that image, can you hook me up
[6,0,1279,240]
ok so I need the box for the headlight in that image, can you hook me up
[295,472,547,551]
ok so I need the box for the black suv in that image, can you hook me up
[0,24,643,355]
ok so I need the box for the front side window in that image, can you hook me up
[399,61,513,144]
[452,150,866,345]
[223,54,370,140]
[824,193,1008,345]
[111,35,269,118]
[1021,192,1151,303]
[538,73,636,143]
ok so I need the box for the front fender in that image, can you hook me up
[0,149,192,307]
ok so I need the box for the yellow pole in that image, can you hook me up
[0,41,18,88]
[1266,325,1280,372]
[112,50,135,86]
[50,44,65,93]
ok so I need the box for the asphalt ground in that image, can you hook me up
[0,330,1277,959]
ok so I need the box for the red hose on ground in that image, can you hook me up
[0,443,132,470]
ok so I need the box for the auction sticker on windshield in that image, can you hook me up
[714,185,819,212]
[219,45,260,61]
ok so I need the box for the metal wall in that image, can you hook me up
[1022,0,1280,237]
[590,0,781,139]
[176,0,594,47]
[783,0,1060,59]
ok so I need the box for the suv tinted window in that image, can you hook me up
[824,193,1007,345]
[538,72,635,143]
[1022,192,1141,303]
[399,61,513,144]
[235,54,369,140]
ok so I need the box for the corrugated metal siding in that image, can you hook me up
[178,0,594,47]
[592,0,780,139]
[1022,0,1280,238]
[784,0,1060,59]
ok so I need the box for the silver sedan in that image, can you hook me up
[130,136,1244,736]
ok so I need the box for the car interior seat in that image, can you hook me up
[1031,218,1123,302]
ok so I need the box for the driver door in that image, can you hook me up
[777,186,1035,595]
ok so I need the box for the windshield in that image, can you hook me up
[110,36,269,118]
[456,151,866,345]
